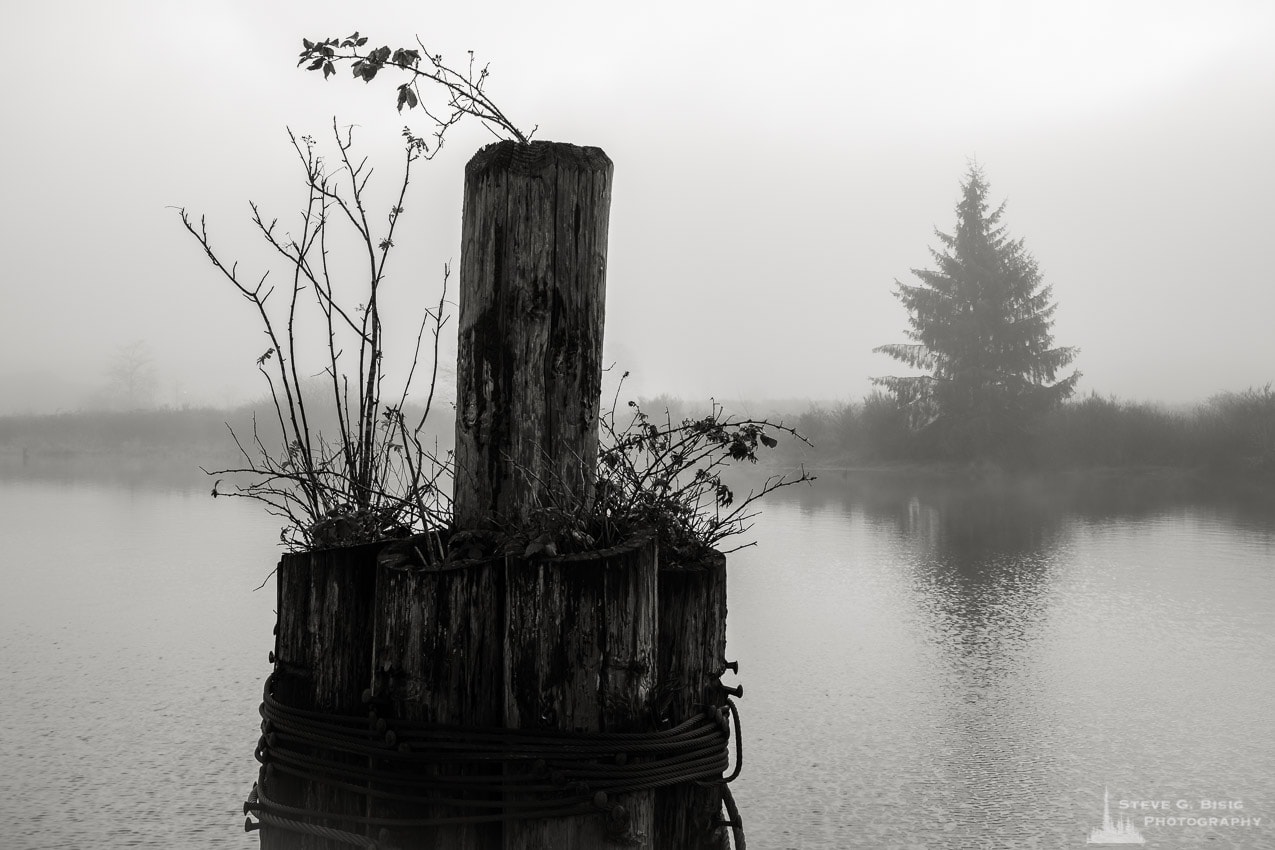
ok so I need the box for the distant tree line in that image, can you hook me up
[4,387,1271,479]
[774,386,1275,476]
[0,398,451,460]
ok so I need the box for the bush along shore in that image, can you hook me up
[773,386,1275,483]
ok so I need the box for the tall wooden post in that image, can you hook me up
[453,141,612,531]
[453,141,658,847]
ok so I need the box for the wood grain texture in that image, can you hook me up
[654,553,731,850]
[504,532,659,849]
[265,543,381,849]
[453,140,614,532]
[368,559,505,849]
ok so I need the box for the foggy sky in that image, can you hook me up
[2,0,1273,414]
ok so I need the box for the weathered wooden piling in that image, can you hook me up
[503,534,659,849]
[452,140,660,847]
[655,554,731,850]
[452,141,613,532]
[369,554,504,850]
[264,543,382,850]
[256,138,737,849]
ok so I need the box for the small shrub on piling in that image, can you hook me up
[496,375,816,564]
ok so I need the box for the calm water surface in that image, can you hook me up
[1,465,1272,849]
[728,474,1274,849]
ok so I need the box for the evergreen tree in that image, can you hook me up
[873,165,1079,458]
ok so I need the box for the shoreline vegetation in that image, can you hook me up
[780,387,1275,480]
[1,388,1272,491]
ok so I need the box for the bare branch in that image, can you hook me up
[178,126,453,551]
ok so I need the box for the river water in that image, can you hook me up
[1,463,1272,849]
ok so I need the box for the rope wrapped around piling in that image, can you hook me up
[245,672,743,847]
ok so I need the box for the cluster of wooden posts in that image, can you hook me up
[256,142,737,849]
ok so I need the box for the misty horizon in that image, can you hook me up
[3,2,1273,417]
[0,364,1261,419]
